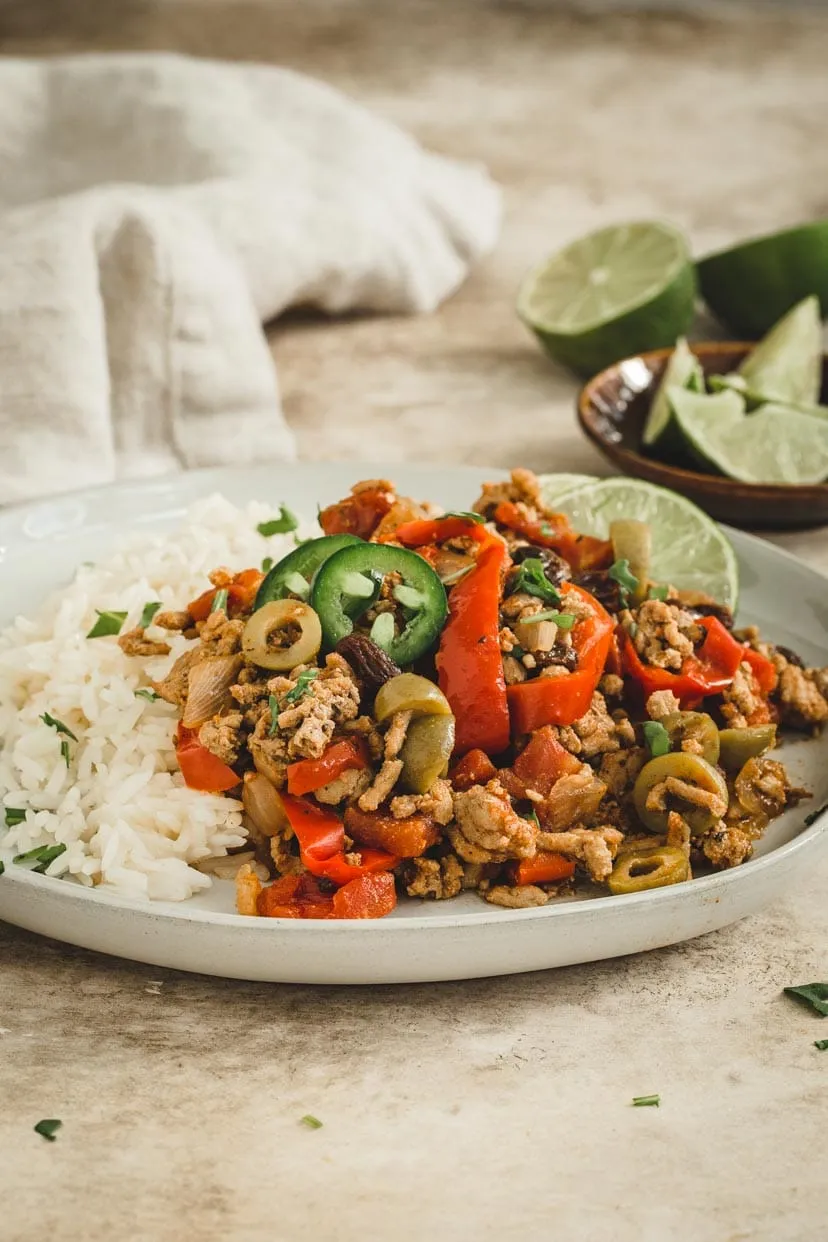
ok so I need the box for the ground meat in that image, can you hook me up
[118,628,171,658]
[567,692,625,758]
[197,610,245,656]
[235,863,263,915]
[342,715,385,763]
[270,833,305,877]
[152,649,197,708]
[271,655,361,760]
[473,467,545,518]
[628,600,703,671]
[702,824,753,868]
[501,592,545,623]
[537,769,607,832]
[599,673,625,699]
[391,779,454,825]
[666,810,691,856]
[776,662,828,730]
[449,779,537,863]
[598,747,648,799]
[231,671,271,709]
[484,884,549,909]
[720,662,765,729]
[248,716,290,787]
[404,854,464,900]
[646,690,681,721]
[645,776,727,820]
[314,766,372,805]
[357,710,411,812]
[198,710,244,766]
[154,610,192,632]
[535,825,623,883]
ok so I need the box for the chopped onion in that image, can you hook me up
[610,519,651,602]
[242,772,291,838]
[181,654,242,727]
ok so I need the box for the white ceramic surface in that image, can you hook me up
[0,461,826,984]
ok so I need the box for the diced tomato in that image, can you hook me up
[507,726,582,798]
[188,567,264,622]
[344,806,440,858]
[512,853,576,885]
[331,872,397,919]
[319,487,394,539]
[175,726,239,792]
[286,739,368,797]
[449,748,498,791]
[256,874,334,919]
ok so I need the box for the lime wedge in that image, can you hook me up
[539,473,599,509]
[642,337,705,452]
[672,393,828,486]
[518,222,697,378]
[698,220,828,337]
[550,476,739,607]
[710,373,828,420]
[738,296,822,407]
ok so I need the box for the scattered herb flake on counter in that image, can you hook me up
[300,1114,323,1130]
[642,721,671,758]
[86,609,128,639]
[40,713,77,741]
[139,601,161,628]
[511,558,561,605]
[815,1039,828,1051]
[608,559,639,606]
[135,689,160,702]
[784,983,828,1016]
[632,1095,660,1107]
[210,588,229,615]
[34,1119,62,1142]
[648,584,670,602]
[258,506,299,536]
[5,808,26,827]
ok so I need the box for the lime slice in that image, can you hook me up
[642,337,705,452]
[538,473,598,509]
[698,220,828,337]
[550,477,739,608]
[672,395,828,486]
[518,222,698,378]
[738,296,822,406]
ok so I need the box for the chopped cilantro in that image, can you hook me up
[525,807,540,829]
[300,1114,323,1130]
[4,807,26,827]
[441,510,485,524]
[511,645,527,661]
[139,601,161,629]
[632,1095,660,1108]
[258,506,299,537]
[14,843,66,870]
[86,610,128,639]
[41,713,77,742]
[815,1039,828,1051]
[804,800,828,827]
[268,694,280,736]
[34,1119,62,1142]
[210,588,229,615]
[642,721,671,759]
[135,688,160,703]
[282,668,320,706]
[648,584,670,602]
[539,523,555,537]
[608,559,639,606]
[60,740,71,768]
[510,558,561,606]
[523,610,576,629]
[784,983,828,1017]
[261,556,274,574]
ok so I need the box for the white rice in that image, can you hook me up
[0,493,317,901]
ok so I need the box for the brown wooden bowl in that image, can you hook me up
[577,342,828,529]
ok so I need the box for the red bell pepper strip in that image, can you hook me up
[256,873,334,919]
[286,738,368,797]
[175,726,239,792]
[331,871,397,919]
[449,748,498,791]
[318,486,394,539]
[387,515,492,548]
[188,567,264,623]
[281,794,398,886]
[492,502,613,573]
[506,585,614,735]
[620,615,744,706]
[512,854,576,885]
[741,645,777,695]
[435,536,511,757]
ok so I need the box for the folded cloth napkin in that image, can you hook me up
[0,53,500,504]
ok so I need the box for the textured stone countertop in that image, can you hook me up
[2,3,828,1240]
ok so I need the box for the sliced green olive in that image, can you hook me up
[662,711,721,766]
[718,724,777,772]
[374,673,452,723]
[399,714,456,794]
[633,752,729,835]
[242,600,322,671]
[607,845,690,895]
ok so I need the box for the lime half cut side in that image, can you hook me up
[518,222,697,379]
[549,476,739,608]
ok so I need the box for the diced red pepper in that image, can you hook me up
[286,738,368,797]
[281,795,398,885]
[256,873,334,919]
[505,725,583,798]
[314,849,400,886]
[506,584,614,734]
[388,515,492,548]
[492,502,613,573]
[435,536,511,756]
[344,806,438,858]
[741,645,777,696]
[449,748,498,791]
[175,725,239,792]
[188,567,264,623]
[512,854,576,885]
[319,487,394,539]
[620,615,744,706]
[331,872,397,919]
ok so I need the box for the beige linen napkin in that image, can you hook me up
[0,53,500,503]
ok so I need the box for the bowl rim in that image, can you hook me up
[577,341,828,499]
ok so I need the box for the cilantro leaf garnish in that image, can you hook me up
[642,721,671,759]
[261,556,274,574]
[140,601,161,629]
[784,983,828,1017]
[86,610,128,639]
[60,740,71,768]
[210,588,229,615]
[0,860,4,876]
[441,510,485,524]
[510,558,561,606]
[523,610,576,629]
[632,1095,660,1108]
[815,1039,828,1051]
[14,843,66,871]
[648,584,669,602]
[258,506,299,537]
[4,807,26,827]
[282,668,320,707]
[608,559,639,606]
[34,1119,62,1142]
[40,713,77,741]
[135,688,160,703]
[300,1114,323,1130]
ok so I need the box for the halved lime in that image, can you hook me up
[550,476,739,607]
[539,473,598,509]
[738,296,822,407]
[673,395,828,486]
[698,220,828,337]
[518,222,698,378]
[642,337,706,453]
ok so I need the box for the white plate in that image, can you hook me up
[1,461,827,984]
